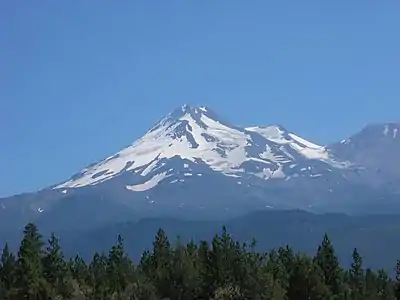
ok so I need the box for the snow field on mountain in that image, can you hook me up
[55,105,348,190]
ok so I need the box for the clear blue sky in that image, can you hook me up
[1,1,399,197]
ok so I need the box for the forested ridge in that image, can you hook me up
[1,223,400,299]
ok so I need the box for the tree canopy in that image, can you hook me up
[0,222,399,299]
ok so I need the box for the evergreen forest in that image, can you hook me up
[1,222,400,300]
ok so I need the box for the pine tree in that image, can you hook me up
[277,245,295,282]
[42,233,73,299]
[88,252,109,300]
[210,227,240,288]
[265,249,290,294]
[149,228,172,298]
[197,240,214,299]
[314,233,342,296]
[68,253,90,298]
[16,222,47,300]
[376,269,395,300]
[210,227,256,300]
[129,271,158,300]
[71,254,88,285]
[240,241,271,299]
[107,234,131,299]
[7,220,400,300]
[365,268,378,300]
[349,248,365,300]
[286,254,331,300]
[0,243,18,299]
[168,237,202,300]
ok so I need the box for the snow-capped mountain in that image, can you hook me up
[330,122,400,189]
[55,104,350,192]
[0,105,399,234]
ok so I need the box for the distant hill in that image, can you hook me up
[43,210,400,273]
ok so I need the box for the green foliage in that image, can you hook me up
[1,222,399,299]
[314,233,342,296]
[87,252,108,300]
[0,243,18,299]
[350,248,365,299]
[16,222,47,299]
[42,233,74,299]
[107,235,132,299]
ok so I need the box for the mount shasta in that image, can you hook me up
[1,104,400,233]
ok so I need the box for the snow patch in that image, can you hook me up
[288,133,322,149]
[246,126,286,144]
[310,174,323,178]
[247,126,344,168]
[126,172,171,192]
[341,139,351,145]
[384,125,389,136]
[254,166,285,180]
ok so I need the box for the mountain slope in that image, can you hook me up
[55,104,350,191]
[0,105,398,234]
[45,104,362,219]
[47,210,400,272]
[329,122,400,190]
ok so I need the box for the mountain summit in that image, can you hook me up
[330,122,400,183]
[0,105,399,233]
[55,104,348,191]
